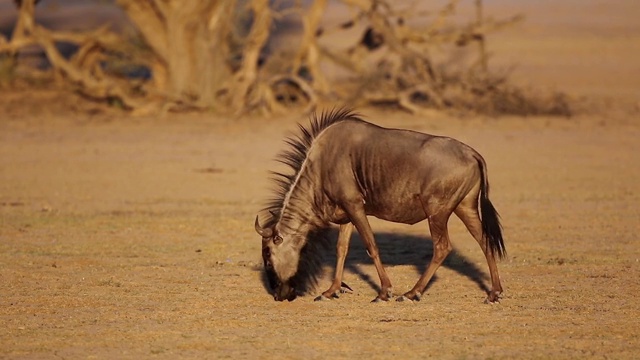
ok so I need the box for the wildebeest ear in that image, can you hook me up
[274,235,283,245]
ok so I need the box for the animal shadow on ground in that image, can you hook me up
[259,227,490,299]
[328,229,490,296]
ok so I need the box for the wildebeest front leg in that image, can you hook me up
[398,214,452,302]
[345,205,393,302]
[315,223,354,301]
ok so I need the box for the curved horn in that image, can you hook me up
[255,216,273,238]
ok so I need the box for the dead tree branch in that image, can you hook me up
[292,0,329,94]
[2,0,553,116]
[0,0,154,113]
[229,0,273,112]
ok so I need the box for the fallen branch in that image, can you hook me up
[32,25,147,111]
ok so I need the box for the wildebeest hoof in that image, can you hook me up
[315,291,341,301]
[371,293,391,303]
[484,291,502,304]
[397,293,420,302]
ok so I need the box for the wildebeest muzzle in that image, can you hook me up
[263,256,297,302]
[273,281,297,302]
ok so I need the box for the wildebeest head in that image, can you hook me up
[255,216,302,301]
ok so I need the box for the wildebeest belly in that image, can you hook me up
[363,191,427,225]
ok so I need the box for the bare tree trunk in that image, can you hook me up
[229,0,272,112]
[293,0,328,94]
[117,0,234,108]
[115,1,169,93]
[199,2,235,106]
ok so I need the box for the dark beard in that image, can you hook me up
[287,227,331,296]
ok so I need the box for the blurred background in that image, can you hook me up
[0,0,638,118]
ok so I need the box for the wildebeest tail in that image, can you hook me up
[476,157,506,259]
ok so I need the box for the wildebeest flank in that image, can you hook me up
[255,108,506,303]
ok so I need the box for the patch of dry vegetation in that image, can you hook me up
[0,0,574,117]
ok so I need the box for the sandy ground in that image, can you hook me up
[1,1,640,359]
[2,102,639,359]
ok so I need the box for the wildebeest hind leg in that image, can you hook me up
[315,223,354,301]
[398,213,452,302]
[454,196,503,303]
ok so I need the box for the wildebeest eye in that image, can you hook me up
[262,246,271,258]
[274,235,283,245]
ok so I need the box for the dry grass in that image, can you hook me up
[1,106,640,358]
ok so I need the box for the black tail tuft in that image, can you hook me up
[477,158,506,259]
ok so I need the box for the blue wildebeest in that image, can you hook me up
[255,108,505,303]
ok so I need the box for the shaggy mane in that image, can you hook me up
[258,108,362,297]
[262,107,362,225]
